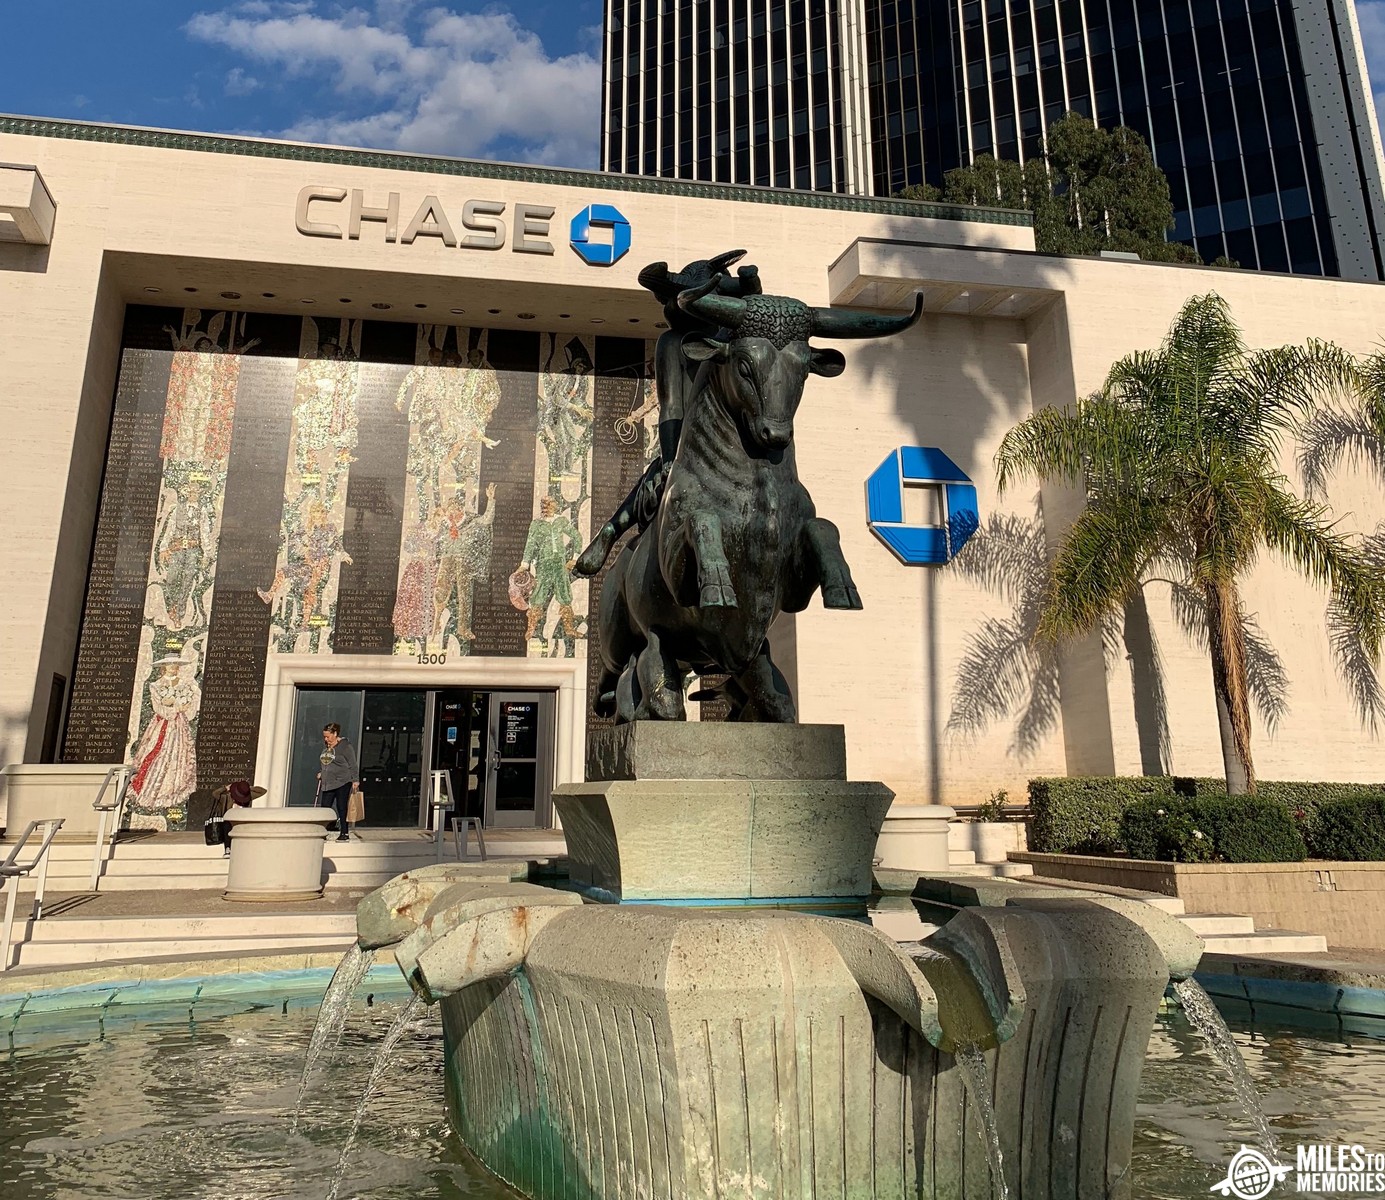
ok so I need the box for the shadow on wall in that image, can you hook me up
[837,237,1076,799]
[0,241,51,273]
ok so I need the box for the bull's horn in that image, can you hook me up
[810,293,924,339]
[677,275,746,328]
[707,248,749,274]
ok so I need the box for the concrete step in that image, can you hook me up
[1199,929,1330,955]
[945,862,1034,878]
[13,932,353,968]
[1179,913,1256,937]
[18,912,356,942]
[1024,874,1187,915]
[948,850,977,867]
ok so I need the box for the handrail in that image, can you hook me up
[1,817,65,972]
[88,765,132,892]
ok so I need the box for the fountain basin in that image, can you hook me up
[224,807,337,902]
[357,869,1203,1200]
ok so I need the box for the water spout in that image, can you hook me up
[954,1042,1010,1200]
[290,943,375,1133]
[325,993,426,1200]
[1173,978,1281,1163]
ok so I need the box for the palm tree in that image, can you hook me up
[995,292,1385,793]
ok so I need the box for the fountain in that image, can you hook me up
[350,251,1214,1199]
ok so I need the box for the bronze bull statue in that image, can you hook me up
[594,275,922,721]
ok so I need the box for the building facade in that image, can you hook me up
[601,0,1385,278]
[0,115,1382,834]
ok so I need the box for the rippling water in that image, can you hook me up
[1,992,1381,1199]
[0,997,516,1200]
[1131,1009,1385,1199]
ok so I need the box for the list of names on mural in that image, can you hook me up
[335,364,409,654]
[65,350,170,762]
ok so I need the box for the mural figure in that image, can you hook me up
[392,518,438,653]
[396,342,451,521]
[263,331,361,654]
[293,338,360,505]
[441,347,502,508]
[153,474,214,630]
[126,653,201,832]
[614,370,660,461]
[520,496,584,651]
[259,495,353,652]
[432,483,498,652]
[538,338,594,495]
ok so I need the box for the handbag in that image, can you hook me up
[346,788,366,825]
[203,815,225,846]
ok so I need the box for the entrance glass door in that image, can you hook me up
[484,692,554,828]
[288,687,425,826]
[358,690,427,827]
[287,690,362,808]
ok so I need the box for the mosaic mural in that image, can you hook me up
[64,306,658,827]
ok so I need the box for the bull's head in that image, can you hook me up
[678,280,923,452]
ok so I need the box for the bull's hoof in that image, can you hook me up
[573,526,616,577]
[822,583,864,610]
[699,583,738,608]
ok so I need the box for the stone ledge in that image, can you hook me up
[554,778,892,900]
[586,721,847,781]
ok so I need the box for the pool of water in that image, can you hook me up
[1,989,1381,1199]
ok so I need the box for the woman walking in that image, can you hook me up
[318,723,360,842]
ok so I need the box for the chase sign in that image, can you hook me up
[569,204,632,266]
[866,447,979,565]
[295,187,632,266]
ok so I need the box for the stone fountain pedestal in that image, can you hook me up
[357,721,1206,1200]
[553,722,892,901]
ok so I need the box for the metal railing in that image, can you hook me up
[428,770,487,863]
[88,765,133,892]
[1,818,66,972]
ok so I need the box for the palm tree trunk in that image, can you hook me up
[1204,580,1256,794]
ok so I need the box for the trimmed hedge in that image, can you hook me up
[1311,794,1385,862]
[1118,796,1307,863]
[1029,776,1385,859]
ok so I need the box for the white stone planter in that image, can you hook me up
[223,807,336,902]
[1,764,123,840]
[873,800,957,871]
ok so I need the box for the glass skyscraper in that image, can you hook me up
[601,0,1385,278]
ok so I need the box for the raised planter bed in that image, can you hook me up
[1010,852,1385,950]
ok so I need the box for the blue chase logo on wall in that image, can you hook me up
[569,204,632,266]
[866,447,979,564]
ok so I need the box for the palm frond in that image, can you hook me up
[946,619,1041,739]
[1299,408,1385,497]
[1326,527,1385,730]
[1259,486,1385,661]
[1038,493,1171,639]
[1242,614,1290,734]
[1216,341,1358,451]
[1011,646,1063,760]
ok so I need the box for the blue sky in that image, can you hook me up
[0,1,606,167]
[5,0,1385,172]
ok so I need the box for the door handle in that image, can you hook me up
[490,751,502,771]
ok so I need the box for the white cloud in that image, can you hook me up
[225,67,261,95]
[185,2,600,167]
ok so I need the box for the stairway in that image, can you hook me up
[945,822,1033,878]
[8,829,566,894]
[1022,875,1329,955]
[7,909,356,969]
